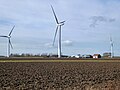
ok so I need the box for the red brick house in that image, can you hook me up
[93,54,101,59]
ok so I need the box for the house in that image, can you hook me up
[93,54,101,59]
[75,54,81,58]
[103,52,111,58]
[82,54,93,58]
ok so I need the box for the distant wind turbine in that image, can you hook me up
[51,5,65,58]
[0,26,15,57]
[110,36,114,58]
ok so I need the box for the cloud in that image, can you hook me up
[0,0,120,56]
[45,40,73,48]
[89,16,116,27]
[62,40,73,46]
[109,18,116,22]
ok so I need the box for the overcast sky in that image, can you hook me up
[0,0,120,56]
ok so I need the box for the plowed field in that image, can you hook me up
[0,62,120,90]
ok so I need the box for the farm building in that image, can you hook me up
[74,54,81,58]
[93,54,101,59]
[82,54,93,58]
[103,52,111,58]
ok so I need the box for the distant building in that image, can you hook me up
[70,54,81,58]
[75,54,81,58]
[103,52,111,58]
[61,55,69,58]
[70,55,76,58]
[93,54,101,59]
[82,54,93,58]
[49,53,58,57]
[41,53,49,57]
[75,55,80,58]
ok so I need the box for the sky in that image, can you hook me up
[0,0,120,56]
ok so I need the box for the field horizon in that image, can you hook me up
[0,57,120,62]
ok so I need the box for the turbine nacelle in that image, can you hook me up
[7,36,11,38]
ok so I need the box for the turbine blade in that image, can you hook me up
[110,36,112,42]
[9,39,13,49]
[53,26,59,46]
[0,35,8,38]
[110,36,112,43]
[9,25,15,36]
[110,36,113,47]
[60,21,65,23]
[51,5,59,24]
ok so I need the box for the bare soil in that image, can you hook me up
[0,62,120,90]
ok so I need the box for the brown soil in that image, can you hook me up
[0,62,120,90]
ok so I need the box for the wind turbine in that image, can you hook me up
[51,5,65,58]
[0,26,15,57]
[110,36,114,58]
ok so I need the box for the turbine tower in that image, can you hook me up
[0,26,15,57]
[110,36,114,58]
[51,5,65,58]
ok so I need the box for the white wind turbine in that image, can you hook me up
[51,5,65,58]
[0,26,15,57]
[110,36,114,58]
